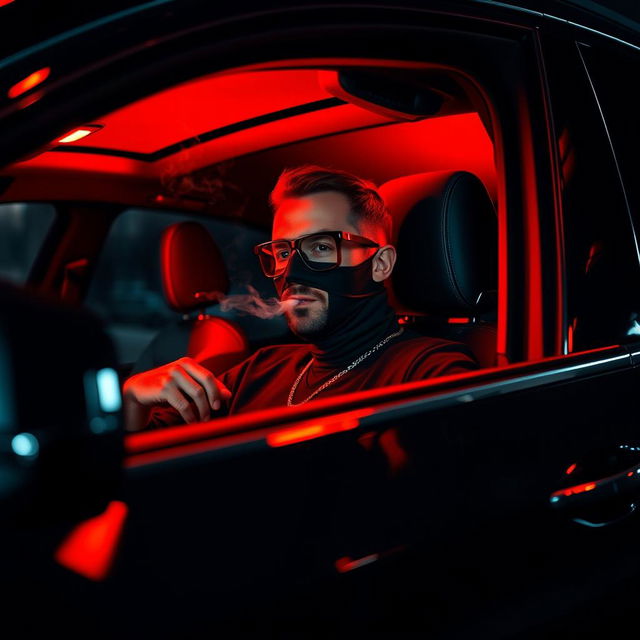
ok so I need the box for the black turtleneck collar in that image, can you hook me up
[309,290,399,370]
[274,250,400,371]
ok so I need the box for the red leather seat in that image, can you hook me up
[131,221,250,376]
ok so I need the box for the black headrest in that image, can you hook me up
[160,221,229,313]
[380,171,497,316]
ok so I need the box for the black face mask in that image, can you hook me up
[273,251,383,299]
[274,251,397,366]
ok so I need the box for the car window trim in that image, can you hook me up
[473,1,640,52]
[125,344,631,470]
[0,0,174,72]
[576,41,640,268]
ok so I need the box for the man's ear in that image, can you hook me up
[372,245,397,282]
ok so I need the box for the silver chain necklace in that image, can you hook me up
[287,327,405,406]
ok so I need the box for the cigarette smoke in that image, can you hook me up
[218,285,295,319]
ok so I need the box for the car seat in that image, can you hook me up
[131,221,250,376]
[379,170,498,368]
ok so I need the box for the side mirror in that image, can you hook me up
[0,282,123,526]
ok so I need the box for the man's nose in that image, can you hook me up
[274,250,306,296]
[280,248,303,275]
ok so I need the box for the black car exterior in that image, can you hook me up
[1,1,640,636]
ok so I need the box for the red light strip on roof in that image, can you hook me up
[8,67,50,99]
[55,501,128,581]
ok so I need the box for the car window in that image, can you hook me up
[2,46,508,424]
[578,42,640,244]
[0,203,55,285]
[543,35,640,352]
[84,207,287,364]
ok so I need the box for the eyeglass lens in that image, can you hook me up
[259,233,339,276]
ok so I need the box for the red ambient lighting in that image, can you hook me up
[552,482,597,499]
[267,416,360,447]
[7,67,51,99]
[0,0,16,7]
[335,544,406,573]
[55,501,128,581]
[335,554,379,573]
[57,125,101,144]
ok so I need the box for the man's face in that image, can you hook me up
[272,190,376,337]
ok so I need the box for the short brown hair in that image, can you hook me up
[270,165,392,242]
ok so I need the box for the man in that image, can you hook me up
[123,166,478,430]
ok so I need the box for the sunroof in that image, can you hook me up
[51,69,342,157]
[52,97,347,162]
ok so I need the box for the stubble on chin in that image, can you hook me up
[287,305,328,338]
[280,284,329,338]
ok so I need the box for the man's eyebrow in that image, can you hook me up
[270,229,339,241]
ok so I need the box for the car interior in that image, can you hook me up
[5,7,640,635]
[0,60,500,415]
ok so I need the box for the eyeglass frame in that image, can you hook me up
[253,230,380,278]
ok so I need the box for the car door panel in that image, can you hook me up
[45,345,634,635]
[1,3,639,637]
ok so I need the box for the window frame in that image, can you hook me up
[0,5,570,443]
[539,22,640,357]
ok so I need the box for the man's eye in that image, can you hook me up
[276,249,290,260]
[311,243,333,253]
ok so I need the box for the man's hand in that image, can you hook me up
[122,357,231,431]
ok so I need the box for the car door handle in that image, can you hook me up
[550,462,640,526]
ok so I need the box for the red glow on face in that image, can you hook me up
[57,126,101,144]
[8,67,50,99]
[565,463,577,475]
[55,501,128,581]
[267,416,359,447]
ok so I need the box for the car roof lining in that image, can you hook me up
[47,97,349,163]
[0,60,497,225]
[3,62,483,164]
[0,110,497,227]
